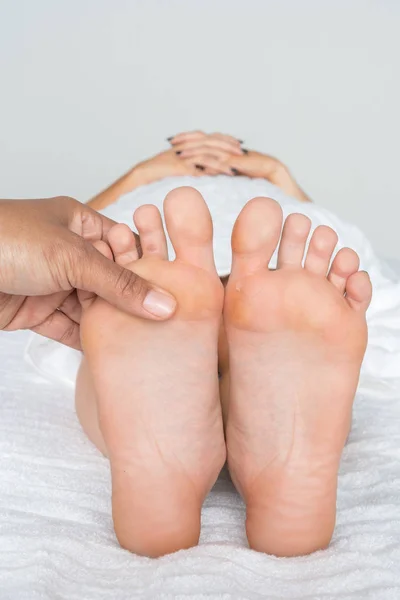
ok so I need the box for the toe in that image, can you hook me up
[134,205,168,260]
[92,240,113,260]
[346,271,372,312]
[164,187,216,273]
[230,197,283,277]
[277,213,311,269]
[328,247,360,294]
[108,224,139,266]
[304,225,338,276]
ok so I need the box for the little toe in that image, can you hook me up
[328,247,360,294]
[164,187,216,273]
[346,271,372,312]
[277,213,311,269]
[108,224,139,266]
[133,204,168,260]
[230,197,283,278]
[304,225,338,276]
[92,240,113,260]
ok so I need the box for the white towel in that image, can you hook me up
[2,329,400,599]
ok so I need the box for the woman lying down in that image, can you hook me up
[74,132,377,557]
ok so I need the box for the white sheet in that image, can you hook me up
[1,176,400,599]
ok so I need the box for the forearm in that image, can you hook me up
[270,165,312,203]
[87,166,147,211]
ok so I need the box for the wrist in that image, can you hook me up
[267,163,311,202]
[125,164,148,189]
[261,159,288,181]
[129,161,157,188]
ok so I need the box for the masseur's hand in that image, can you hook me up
[0,197,177,349]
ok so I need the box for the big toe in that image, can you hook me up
[230,197,283,277]
[164,187,216,274]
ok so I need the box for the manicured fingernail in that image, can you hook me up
[195,164,205,171]
[176,151,182,155]
[238,139,244,144]
[167,136,174,142]
[143,289,177,318]
[242,148,249,154]
[231,168,240,175]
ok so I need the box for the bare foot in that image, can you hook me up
[79,187,225,557]
[224,197,372,557]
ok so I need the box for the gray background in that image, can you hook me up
[0,0,399,259]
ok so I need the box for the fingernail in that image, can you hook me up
[242,148,249,154]
[195,164,205,171]
[238,139,244,144]
[167,136,174,142]
[176,151,182,155]
[231,168,240,175]
[143,289,177,318]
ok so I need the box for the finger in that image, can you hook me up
[200,167,220,176]
[94,239,113,259]
[179,146,230,162]
[69,203,117,242]
[191,164,220,176]
[77,240,113,307]
[58,290,82,324]
[223,153,261,178]
[174,138,243,156]
[178,157,208,176]
[0,292,24,330]
[69,240,177,319]
[181,135,241,154]
[69,202,143,253]
[209,132,243,146]
[183,156,233,176]
[4,290,73,331]
[30,311,81,350]
[169,130,205,144]
[170,131,242,148]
